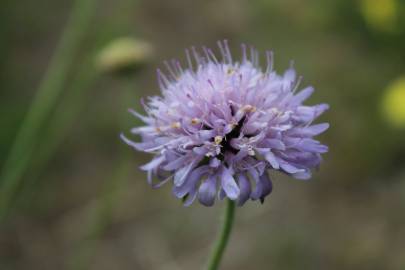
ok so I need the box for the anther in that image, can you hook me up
[191,118,201,125]
[214,136,223,145]
[171,122,181,129]
[242,104,256,113]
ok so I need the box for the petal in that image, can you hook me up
[279,160,305,174]
[198,129,216,140]
[219,188,226,200]
[255,147,269,155]
[266,139,286,150]
[295,104,329,122]
[198,175,217,206]
[292,86,314,104]
[172,166,210,198]
[221,168,240,200]
[283,68,296,86]
[152,175,173,188]
[304,123,329,136]
[193,146,209,155]
[237,174,251,206]
[258,173,273,203]
[183,188,198,207]
[288,123,329,137]
[130,126,158,134]
[209,158,221,168]
[173,157,205,187]
[265,151,280,169]
[120,133,146,151]
[233,149,249,162]
[223,124,234,134]
[316,103,330,115]
[174,162,195,186]
[128,108,153,124]
[296,139,328,153]
[249,132,266,143]
[256,161,266,175]
[140,155,165,171]
[146,170,153,185]
[292,170,312,180]
[249,168,262,200]
[163,155,188,171]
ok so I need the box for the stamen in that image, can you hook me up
[171,122,181,129]
[265,50,274,74]
[250,45,255,65]
[242,104,257,113]
[223,40,232,63]
[241,43,247,63]
[207,48,219,64]
[191,118,201,125]
[185,48,193,70]
[292,75,303,94]
[227,68,235,75]
[164,60,177,80]
[192,46,202,66]
[157,69,170,89]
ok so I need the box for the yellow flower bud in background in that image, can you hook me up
[382,76,405,128]
[359,0,398,33]
[96,37,153,75]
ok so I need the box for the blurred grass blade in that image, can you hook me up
[0,0,98,219]
[17,57,99,202]
[21,36,153,198]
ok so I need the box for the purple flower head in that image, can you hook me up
[122,41,329,207]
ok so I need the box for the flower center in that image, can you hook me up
[218,116,246,156]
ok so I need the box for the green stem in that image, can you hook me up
[207,199,236,270]
[0,0,97,219]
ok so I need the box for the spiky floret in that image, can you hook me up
[122,41,329,206]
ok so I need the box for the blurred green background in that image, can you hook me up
[1,0,405,269]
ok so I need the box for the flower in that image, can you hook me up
[122,41,329,206]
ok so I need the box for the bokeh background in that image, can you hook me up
[1,0,405,269]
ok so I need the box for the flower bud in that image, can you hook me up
[359,0,398,33]
[382,76,405,128]
[96,37,153,75]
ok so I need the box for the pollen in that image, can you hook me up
[191,118,201,125]
[214,136,223,145]
[242,104,256,113]
[171,122,181,129]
